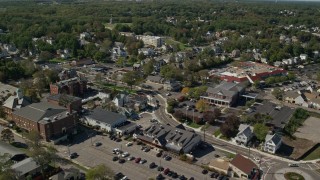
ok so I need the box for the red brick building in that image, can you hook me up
[12,102,77,141]
[47,94,82,113]
[50,77,87,97]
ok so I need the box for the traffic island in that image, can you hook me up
[284,172,305,180]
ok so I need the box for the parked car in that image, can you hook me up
[116,138,122,142]
[120,176,128,180]
[179,175,187,180]
[114,172,124,180]
[139,159,147,164]
[126,142,133,146]
[127,156,135,161]
[118,159,125,164]
[288,163,299,167]
[156,174,164,180]
[121,152,130,157]
[149,162,156,168]
[143,148,150,152]
[113,156,119,161]
[172,172,178,178]
[202,169,208,174]
[157,166,164,171]
[164,155,171,161]
[69,152,78,159]
[164,168,170,175]
[156,152,162,157]
[135,157,141,163]
[94,142,102,147]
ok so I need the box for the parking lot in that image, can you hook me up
[56,128,211,180]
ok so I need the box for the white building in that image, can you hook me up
[136,35,163,47]
[264,133,282,154]
[235,124,254,146]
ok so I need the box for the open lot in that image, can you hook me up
[295,117,320,143]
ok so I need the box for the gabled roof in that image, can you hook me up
[284,91,300,99]
[206,81,244,97]
[230,154,257,175]
[85,108,126,125]
[237,124,253,138]
[3,96,30,109]
[11,158,40,176]
[265,133,282,145]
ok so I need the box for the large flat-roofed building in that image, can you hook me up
[50,77,87,97]
[211,61,286,83]
[200,81,245,107]
[136,35,163,47]
[12,102,77,141]
[136,123,201,154]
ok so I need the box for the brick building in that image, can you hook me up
[12,102,77,141]
[2,89,30,119]
[50,77,87,97]
[47,94,82,113]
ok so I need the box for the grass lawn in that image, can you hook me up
[104,23,132,30]
[187,122,202,128]
[284,172,305,180]
[98,82,136,94]
[225,152,236,159]
[303,146,320,160]
[49,58,65,63]
[213,129,221,137]
[165,38,191,51]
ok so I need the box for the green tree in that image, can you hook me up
[0,154,16,180]
[220,114,240,138]
[122,71,141,90]
[253,123,269,141]
[23,130,42,148]
[142,59,155,76]
[0,106,5,118]
[0,129,14,143]
[272,88,284,100]
[86,164,114,180]
[195,99,209,113]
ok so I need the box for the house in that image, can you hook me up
[230,154,258,179]
[46,94,82,113]
[0,141,27,162]
[283,91,307,106]
[138,48,154,56]
[133,63,141,71]
[50,77,87,97]
[11,157,41,180]
[235,124,254,146]
[300,54,308,61]
[80,32,90,40]
[2,89,30,118]
[112,46,127,59]
[113,93,148,112]
[136,123,201,154]
[164,80,181,92]
[310,98,320,110]
[49,167,81,180]
[12,102,77,142]
[83,108,127,132]
[264,133,282,154]
[200,81,245,107]
[231,49,240,58]
[71,59,95,67]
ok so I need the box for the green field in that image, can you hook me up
[303,146,320,161]
[165,38,191,51]
[98,82,136,94]
[104,23,132,30]
[284,172,305,180]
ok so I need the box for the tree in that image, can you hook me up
[23,130,41,148]
[122,71,141,90]
[195,99,209,112]
[203,109,221,125]
[28,146,58,177]
[142,59,155,76]
[0,106,5,118]
[86,164,114,180]
[39,51,54,62]
[220,114,240,138]
[0,154,16,180]
[181,87,190,95]
[272,88,284,100]
[1,129,14,143]
[253,123,269,142]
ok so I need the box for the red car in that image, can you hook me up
[135,157,141,163]
[163,168,170,175]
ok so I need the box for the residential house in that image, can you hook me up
[133,63,141,71]
[71,59,95,67]
[235,124,254,146]
[80,32,90,40]
[113,93,148,112]
[136,123,201,154]
[12,102,77,142]
[283,91,308,107]
[231,49,240,58]
[49,167,81,180]
[146,75,164,84]
[11,158,41,180]
[112,46,127,59]
[138,48,154,56]
[200,81,245,107]
[264,133,282,154]
[300,54,308,61]
[230,154,258,179]
[164,80,181,92]
[2,89,30,119]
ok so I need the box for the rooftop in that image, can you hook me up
[206,81,245,97]
[11,158,40,176]
[230,154,257,175]
[85,108,126,125]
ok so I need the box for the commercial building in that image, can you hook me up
[50,77,87,97]
[136,123,201,154]
[200,81,245,107]
[230,154,258,179]
[211,62,286,83]
[46,94,82,113]
[12,102,77,142]
[2,89,30,119]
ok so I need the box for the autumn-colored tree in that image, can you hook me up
[195,99,209,112]
[181,87,190,95]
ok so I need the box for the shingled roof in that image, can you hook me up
[230,154,257,175]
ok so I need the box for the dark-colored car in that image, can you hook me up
[157,166,164,171]
[189,177,195,180]
[149,162,156,168]
[94,142,102,147]
[116,138,122,142]
[118,159,125,163]
[114,172,124,180]
[112,156,119,161]
[156,174,164,180]
[167,171,173,177]
[164,168,170,175]
[164,155,171,161]
[156,152,162,157]
[172,172,178,178]
[210,172,216,178]
[202,169,208,174]
[69,152,78,159]
[179,175,187,180]
[214,173,220,178]
[135,157,141,163]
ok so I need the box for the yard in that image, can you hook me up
[104,23,132,30]
[97,82,136,94]
[303,146,320,161]
[284,172,305,180]
[165,38,191,51]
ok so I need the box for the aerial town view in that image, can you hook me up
[1,0,320,180]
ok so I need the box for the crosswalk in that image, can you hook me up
[299,162,320,170]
